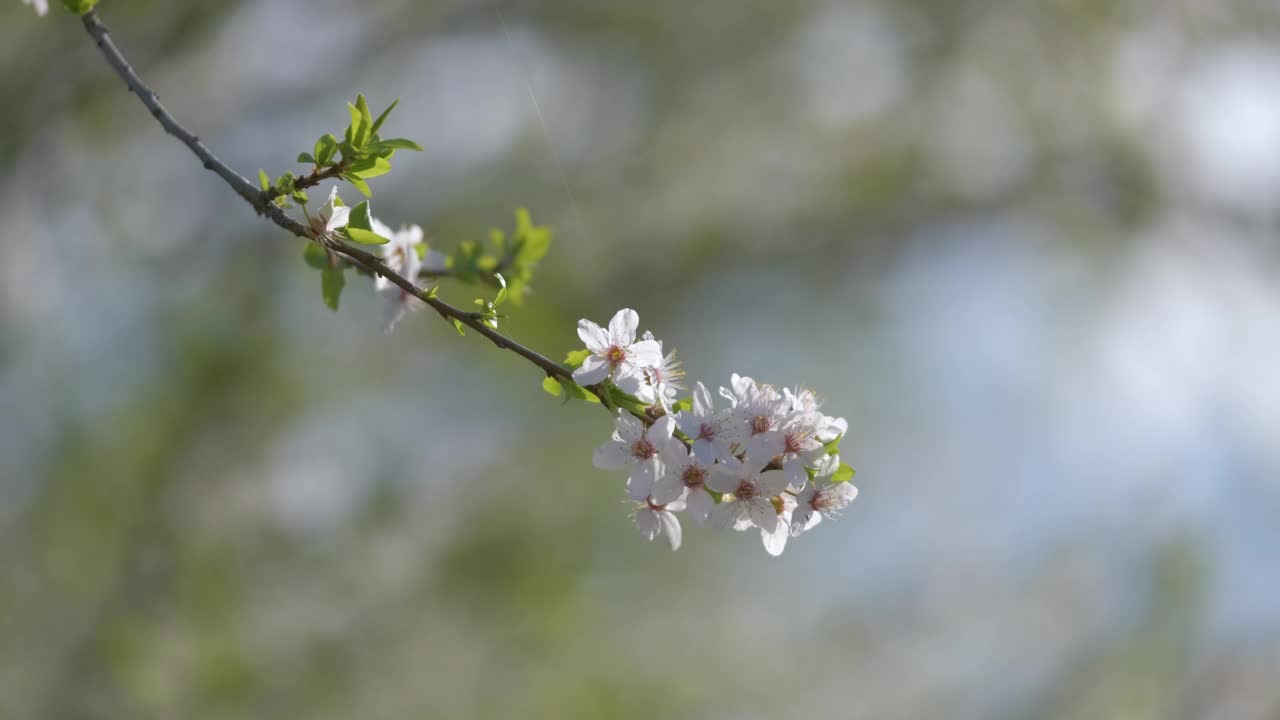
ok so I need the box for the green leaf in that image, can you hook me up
[451,318,466,336]
[823,434,843,455]
[370,98,400,135]
[303,242,329,270]
[342,200,389,245]
[348,156,392,179]
[564,349,591,368]
[832,463,856,483]
[542,376,562,397]
[344,174,373,198]
[62,0,99,13]
[321,265,345,311]
[296,152,316,165]
[314,134,339,166]
[493,274,508,307]
[673,397,693,413]
[257,169,270,190]
[373,137,422,152]
[606,385,650,415]
[347,100,370,150]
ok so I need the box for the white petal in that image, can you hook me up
[633,508,660,541]
[615,414,645,443]
[790,505,818,536]
[745,432,786,465]
[710,501,746,531]
[783,459,809,493]
[757,469,791,497]
[626,340,663,368]
[761,524,789,556]
[592,440,633,470]
[829,482,859,510]
[814,453,840,478]
[705,464,742,494]
[613,369,650,400]
[685,489,714,524]
[651,474,687,506]
[747,499,779,534]
[692,381,714,417]
[649,415,676,439]
[577,319,610,353]
[573,355,610,386]
[608,308,639,345]
[659,512,682,551]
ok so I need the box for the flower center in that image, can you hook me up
[646,496,666,511]
[811,490,832,511]
[783,432,805,455]
[681,465,707,489]
[606,345,628,367]
[735,479,757,501]
[697,423,717,441]
[631,438,657,460]
[750,415,771,435]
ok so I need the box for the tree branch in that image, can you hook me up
[80,8,616,407]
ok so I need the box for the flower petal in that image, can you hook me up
[626,340,663,368]
[649,415,676,439]
[745,432,786,465]
[757,469,791,496]
[326,205,351,231]
[615,413,645,443]
[592,440,633,470]
[705,464,742,494]
[692,381,714,417]
[634,508,660,541]
[577,319,610,353]
[608,308,639,345]
[761,524,788,556]
[659,512,682,551]
[685,489,714,524]
[747,498,780,534]
[573,355,610,386]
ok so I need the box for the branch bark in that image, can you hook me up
[81,9,617,407]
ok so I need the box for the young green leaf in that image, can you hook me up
[258,169,270,190]
[302,242,329,270]
[315,134,339,166]
[370,98,400,135]
[321,265,345,311]
[297,152,316,165]
[542,376,563,397]
[347,156,392,179]
[344,174,373,198]
[342,200,389,245]
[832,463,856,483]
[564,349,591,368]
[451,318,466,336]
[372,138,423,152]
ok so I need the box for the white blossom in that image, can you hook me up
[791,454,859,537]
[654,442,714,523]
[573,309,663,397]
[372,219,426,332]
[705,456,790,534]
[633,494,685,551]
[639,331,684,411]
[760,493,796,556]
[725,378,791,464]
[776,411,830,491]
[307,186,351,239]
[593,414,680,499]
[674,381,737,465]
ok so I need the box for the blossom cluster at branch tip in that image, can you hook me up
[585,309,857,555]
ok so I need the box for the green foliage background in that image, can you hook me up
[3,1,1280,718]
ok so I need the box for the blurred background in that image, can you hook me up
[3,0,1280,717]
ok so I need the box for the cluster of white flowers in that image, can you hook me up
[582,309,857,555]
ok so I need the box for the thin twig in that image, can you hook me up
[80,9,628,410]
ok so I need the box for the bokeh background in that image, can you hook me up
[4,0,1280,717]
